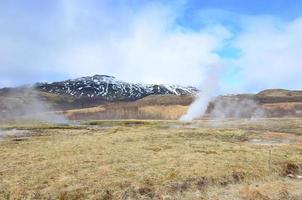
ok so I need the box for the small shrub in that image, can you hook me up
[283,162,302,176]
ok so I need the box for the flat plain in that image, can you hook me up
[0,118,302,199]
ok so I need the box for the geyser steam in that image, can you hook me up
[180,65,220,122]
[0,87,68,124]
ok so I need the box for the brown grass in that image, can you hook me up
[239,181,302,200]
[135,95,194,106]
[58,94,193,120]
[62,100,189,120]
[61,106,106,119]
[0,119,302,199]
[138,105,188,119]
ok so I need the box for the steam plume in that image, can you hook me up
[0,87,68,124]
[180,65,220,122]
[210,96,267,119]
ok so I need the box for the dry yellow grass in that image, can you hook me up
[138,105,188,119]
[57,94,194,120]
[0,119,302,199]
[62,104,188,120]
[61,106,106,118]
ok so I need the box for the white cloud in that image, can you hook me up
[0,1,229,87]
[1,1,301,93]
[56,2,229,86]
[232,16,302,91]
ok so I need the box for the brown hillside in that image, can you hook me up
[61,95,193,120]
[1,87,302,120]
[256,89,302,103]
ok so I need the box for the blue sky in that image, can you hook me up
[186,0,302,18]
[0,0,302,93]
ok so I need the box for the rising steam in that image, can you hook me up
[180,65,220,122]
[210,96,267,119]
[180,62,269,121]
[0,87,68,124]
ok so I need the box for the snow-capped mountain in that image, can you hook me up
[34,75,197,101]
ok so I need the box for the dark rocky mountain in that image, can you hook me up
[0,75,198,117]
[1,74,302,120]
[34,75,197,101]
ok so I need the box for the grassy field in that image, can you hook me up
[0,119,302,199]
[60,95,194,120]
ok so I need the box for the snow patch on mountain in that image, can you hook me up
[35,75,197,101]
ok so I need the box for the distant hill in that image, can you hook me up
[34,74,197,100]
[255,89,302,117]
[0,75,302,120]
[256,89,302,103]
[208,89,302,118]
[0,75,197,120]
[59,89,302,120]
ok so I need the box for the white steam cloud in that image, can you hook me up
[180,65,220,121]
[0,88,68,124]
[210,96,266,119]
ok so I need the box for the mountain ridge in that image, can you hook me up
[34,74,198,101]
[1,75,302,120]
